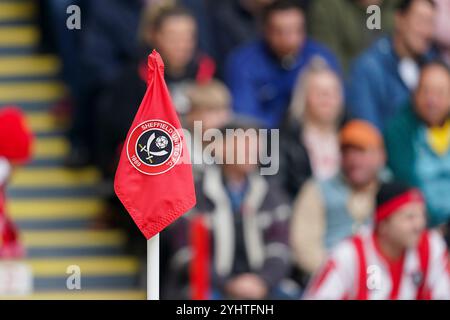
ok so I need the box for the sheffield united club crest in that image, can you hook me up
[127,120,182,175]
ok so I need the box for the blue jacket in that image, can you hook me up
[225,39,340,128]
[319,175,371,249]
[346,36,437,130]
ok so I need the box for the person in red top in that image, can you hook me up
[305,181,450,300]
[0,107,33,258]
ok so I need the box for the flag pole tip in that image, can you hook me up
[149,50,165,72]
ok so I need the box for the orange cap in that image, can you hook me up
[339,120,384,150]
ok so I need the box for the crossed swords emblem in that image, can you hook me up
[138,133,169,164]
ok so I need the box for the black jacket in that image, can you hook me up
[279,122,313,201]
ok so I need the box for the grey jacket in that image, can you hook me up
[165,166,291,299]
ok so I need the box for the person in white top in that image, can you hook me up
[305,181,450,300]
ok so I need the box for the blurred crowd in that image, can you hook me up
[24,0,450,299]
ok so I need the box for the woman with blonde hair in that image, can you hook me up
[280,57,345,199]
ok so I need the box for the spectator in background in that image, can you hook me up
[167,120,294,299]
[434,0,450,66]
[211,0,273,64]
[66,0,144,167]
[385,61,450,227]
[210,0,310,75]
[346,0,437,130]
[184,80,232,177]
[309,0,400,72]
[95,3,214,180]
[305,182,450,300]
[225,0,340,129]
[149,0,215,57]
[290,120,385,275]
[280,58,344,200]
[139,3,216,115]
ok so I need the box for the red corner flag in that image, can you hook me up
[114,50,196,240]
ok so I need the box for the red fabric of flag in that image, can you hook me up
[190,215,210,300]
[114,50,196,240]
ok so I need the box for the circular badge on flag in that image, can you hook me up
[127,120,182,175]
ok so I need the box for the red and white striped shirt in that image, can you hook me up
[305,228,450,300]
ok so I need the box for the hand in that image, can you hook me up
[225,273,269,300]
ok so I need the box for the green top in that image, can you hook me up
[308,0,400,72]
[384,102,450,227]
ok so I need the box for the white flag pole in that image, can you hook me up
[147,233,160,300]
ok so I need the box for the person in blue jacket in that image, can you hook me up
[225,0,340,129]
[346,0,437,131]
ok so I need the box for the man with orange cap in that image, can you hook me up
[291,120,386,276]
[0,107,33,258]
[305,181,450,300]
